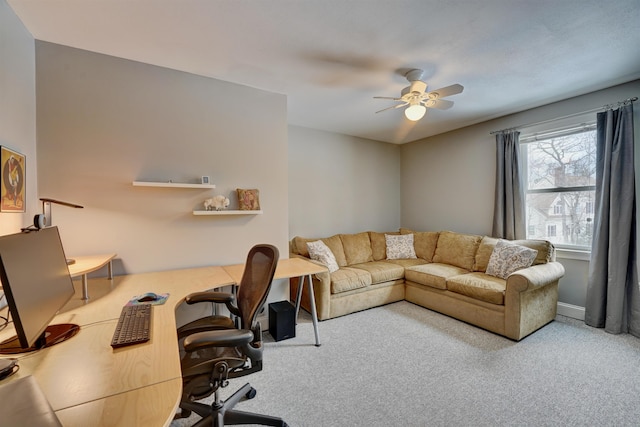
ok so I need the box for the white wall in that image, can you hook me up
[288,125,401,239]
[35,42,289,281]
[0,0,38,236]
[401,79,640,315]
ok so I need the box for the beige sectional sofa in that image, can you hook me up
[290,229,565,341]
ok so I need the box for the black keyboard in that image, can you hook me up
[110,304,152,348]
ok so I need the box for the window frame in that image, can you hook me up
[519,119,597,252]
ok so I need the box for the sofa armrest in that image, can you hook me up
[506,262,565,293]
[504,261,565,340]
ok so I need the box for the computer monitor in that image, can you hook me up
[0,226,79,354]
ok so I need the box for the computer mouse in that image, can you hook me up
[137,292,159,303]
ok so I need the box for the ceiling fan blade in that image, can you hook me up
[373,96,403,101]
[426,83,464,99]
[375,103,407,114]
[424,99,454,110]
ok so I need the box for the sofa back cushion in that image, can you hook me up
[474,236,555,272]
[293,235,348,267]
[432,231,482,270]
[340,232,373,265]
[369,231,399,261]
[400,228,439,262]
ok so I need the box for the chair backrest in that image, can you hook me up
[237,244,279,331]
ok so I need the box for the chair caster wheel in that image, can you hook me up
[245,387,257,400]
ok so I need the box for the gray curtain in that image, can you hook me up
[492,130,525,240]
[585,104,640,337]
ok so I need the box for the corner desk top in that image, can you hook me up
[0,265,235,427]
[0,258,326,427]
[222,256,327,284]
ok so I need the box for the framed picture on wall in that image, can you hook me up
[1,146,26,213]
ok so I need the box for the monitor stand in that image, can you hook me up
[0,323,80,355]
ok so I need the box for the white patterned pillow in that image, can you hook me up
[385,234,417,260]
[306,240,339,273]
[486,239,538,279]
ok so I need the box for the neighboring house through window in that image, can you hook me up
[520,117,596,250]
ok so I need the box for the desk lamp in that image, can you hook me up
[36,198,84,265]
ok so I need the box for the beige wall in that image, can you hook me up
[401,79,640,314]
[0,0,38,236]
[35,42,289,281]
[288,125,401,239]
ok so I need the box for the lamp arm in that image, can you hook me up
[39,198,84,229]
[39,198,84,209]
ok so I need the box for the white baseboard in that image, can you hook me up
[557,302,585,321]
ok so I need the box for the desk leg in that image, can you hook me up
[294,277,304,324]
[107,261,113,280]
[81,275,89,301]
[304,274,321,347]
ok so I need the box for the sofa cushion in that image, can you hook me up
[340,232,374,265]
[474,236,555,272]
[432,231,482,270]
[292,236,313,257]
[385,234,417,259]
[447,272,507,305]
[306,240,339,273]
[473,236,499,272]
[369,231,399,261]
[350,261,405,284]
[486,240,538,279]
[400,228,439,262]
[330,267,372,294]
[404,263,470,290]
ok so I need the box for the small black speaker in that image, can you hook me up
[268,301,296,341]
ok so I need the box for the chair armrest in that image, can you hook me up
[506,261,566,293]
[183,329,254,352]
[185,291,234,305]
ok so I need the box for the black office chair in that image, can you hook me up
[176,244,288,427]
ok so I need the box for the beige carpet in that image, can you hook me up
[172,300,640,427]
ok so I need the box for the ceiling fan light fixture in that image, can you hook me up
[405,104,426,121]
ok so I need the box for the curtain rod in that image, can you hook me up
[489,96,638,135]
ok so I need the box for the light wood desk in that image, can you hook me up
[223,257,328,346]
[67,253,117,301]
[0,265,235,427]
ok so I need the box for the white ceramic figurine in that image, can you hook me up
[204,195,230,211]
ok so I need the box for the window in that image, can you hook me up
[553,203,563,215]
[521,125,596,250]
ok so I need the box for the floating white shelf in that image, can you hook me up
[132,181,216,189]
[193,210,263,216]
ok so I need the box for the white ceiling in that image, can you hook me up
[8,0,640,144]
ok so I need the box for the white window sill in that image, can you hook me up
[555,248,590,261]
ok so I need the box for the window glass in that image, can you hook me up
[522,128,596,250]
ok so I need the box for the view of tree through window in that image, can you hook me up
[523,128,596,249]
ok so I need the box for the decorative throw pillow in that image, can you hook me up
[485,239,538,279]
[236,188,260,210]
[385,234,417,260]
[306,240,339,273]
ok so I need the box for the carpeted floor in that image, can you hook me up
[171,301,640,427]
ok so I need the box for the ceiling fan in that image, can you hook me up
[374,69,464,121]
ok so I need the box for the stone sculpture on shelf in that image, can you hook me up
[204,195,230,211]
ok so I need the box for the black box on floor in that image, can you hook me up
[268,301,296,341]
